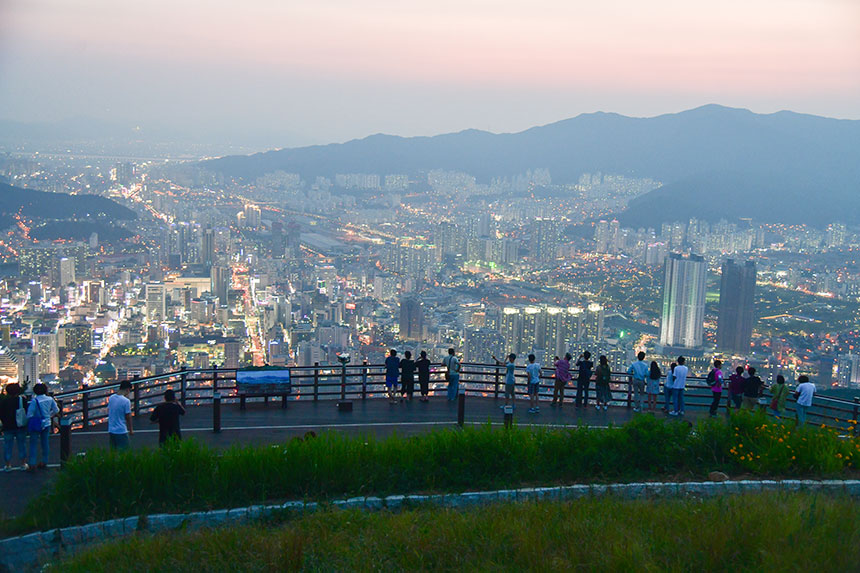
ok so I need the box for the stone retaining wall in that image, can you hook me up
[3,479,859,572]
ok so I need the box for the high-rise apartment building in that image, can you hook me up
[59,257,76,287]
[659,253,706,351]
[717,259,756,355]
[399,297,424,341]
[145,282,166,324]
[210,265,231,307]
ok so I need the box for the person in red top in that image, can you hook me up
[708,360,724,417]
[728,366,745,410]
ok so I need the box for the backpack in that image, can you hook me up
[27,396,44,432]
[706,369,716,386]
[15,396,27,427]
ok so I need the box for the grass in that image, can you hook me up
[6,413,860,535]
[54,493,860,572]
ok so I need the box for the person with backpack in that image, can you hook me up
[1,383,29,471]
[768,375,790,418]
[594,355,612,411]
[707,359,724,417]
[443,348,461,401]
[27,383,58,471]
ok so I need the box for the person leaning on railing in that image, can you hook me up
[492,353,518,409]
[768,375,790,419]
[742,367,763,411]
[1,383,29,471]
[594,355,612,411]
[26,383,59,472]
[552,353,572,407]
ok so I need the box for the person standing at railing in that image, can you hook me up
[526,354,541,414]
[595,355,612,411]
[742,367,763,411]
[1,383,29,471]
[575,351,594,409]
[26,383,58,471]
[663,362,676,413]
[552,353,572,407]
[385,349,401,404]
[669,356,688,416]
[768,375,790,419]
[728,366,745,410]
[443,348,461,401]
[707,360,724,417]
[416,351,431,402]
[647,361,661,412]
[150,389,186,445]
[108,380,134,450]
[626,351,648,413]
[400,351,416,402]
[493,353,518,410]
[793,375,816,426]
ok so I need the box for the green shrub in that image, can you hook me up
[8,413,858,534]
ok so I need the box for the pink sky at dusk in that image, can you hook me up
[1,0,858,147]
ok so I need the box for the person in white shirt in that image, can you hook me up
[108,380,134,449]
[793,375,816,426]
[669,356,689,416]
[526,354,542,414]
[442,348,461,401]
[27,383,59,471]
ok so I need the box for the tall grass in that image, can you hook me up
[55,493,860,572]
[10,413,860,534]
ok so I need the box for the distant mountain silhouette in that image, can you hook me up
[0,182,136,228]
[201,105,860,225]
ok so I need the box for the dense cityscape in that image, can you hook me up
[1,150,859,395]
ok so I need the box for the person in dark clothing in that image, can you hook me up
[415,351,431,402]
[385,349,401,404]
[728,366,745,409]
[742,367,763,410]
[575,351,594,408]
[400,351,416,401]
[1,383,29,470]
[150,389,186,445]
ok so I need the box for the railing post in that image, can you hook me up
[213,392,222,433]
[457,391,466,427]
[212,365,219,393]
[59,417,71,464]
[81,384,89,427]
[726,389,732,417]
[341,364,347,401]
[503,404,513,428]
[56,398,64,419]
[626,376,632,409]
[313,362,319,401]
[180,366,188,408]
[494,366,500,399]
[362,360,368,400]
[854,398,859,437]
[132,375,140,416]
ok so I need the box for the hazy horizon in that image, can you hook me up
[1,0,859,149]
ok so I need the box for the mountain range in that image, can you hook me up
[201,105,860,225]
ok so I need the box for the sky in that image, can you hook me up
[1,0,859,150]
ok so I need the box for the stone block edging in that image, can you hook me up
[3,479,860,572]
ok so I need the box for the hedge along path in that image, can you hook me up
[8,414,860,534]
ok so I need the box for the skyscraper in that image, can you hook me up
[210,265,231,307]
[717,259,756,355]
[145,282,166,324]
[398,297,424,341]
[659,253,706,351]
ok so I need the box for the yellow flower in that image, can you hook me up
[778,438,783,443]
[739,443,743,448]
[791,456,796,460]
